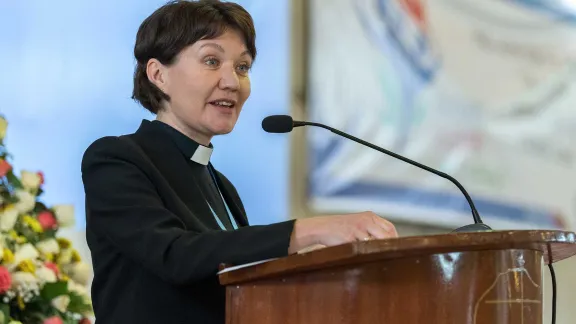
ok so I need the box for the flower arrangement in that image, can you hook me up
[0,115,92,324]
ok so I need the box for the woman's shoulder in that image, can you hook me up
[81,135,145,170]
[83,135,129,157]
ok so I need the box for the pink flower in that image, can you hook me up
[0,160,11,177]
[38,171,45,185]
[0,266,11,293]
[79,318,92,324]
[38,211,58,230]
[45,262,59,276]
[44,316,64,324]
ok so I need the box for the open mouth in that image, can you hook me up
[209,99,236,110]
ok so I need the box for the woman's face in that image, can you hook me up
[149,29,252,145]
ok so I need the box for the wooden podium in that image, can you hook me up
[219,230,576,324]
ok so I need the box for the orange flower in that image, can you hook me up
[0,159,11,177]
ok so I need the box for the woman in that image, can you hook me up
[81,1,398,323]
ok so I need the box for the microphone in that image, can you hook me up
[261,115,492,233]
[261,114,305,133]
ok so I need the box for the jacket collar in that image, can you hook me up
[137,120,213,165]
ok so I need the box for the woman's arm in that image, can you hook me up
[82,136,296,285]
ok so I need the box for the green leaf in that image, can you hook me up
[62,316,77,324]
[5,239,17,252]
[3,193,18,205]
[13,220,39,245]
[19,311,49,324]
[67,292,92,315]
[5,172,22,190]
[33,202,48,213]
[40,229,58,240]
[40,281,68,301]
[0,302,10,324]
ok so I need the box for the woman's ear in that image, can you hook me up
[146,58,168,93]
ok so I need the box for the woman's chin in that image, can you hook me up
[209,123,236,136]
[203,113,239,136]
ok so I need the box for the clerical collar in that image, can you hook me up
[151,120,213,165]
[190,145,213,165]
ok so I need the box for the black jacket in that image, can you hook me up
[81,120,295,323]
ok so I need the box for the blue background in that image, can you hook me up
[0,0,291,228]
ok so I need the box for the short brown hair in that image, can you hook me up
[131,0,257,114]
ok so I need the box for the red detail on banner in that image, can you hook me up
[398,0,426,26]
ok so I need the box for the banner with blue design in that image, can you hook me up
[307,0,576,230]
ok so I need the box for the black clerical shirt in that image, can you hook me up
[151,120,234,230]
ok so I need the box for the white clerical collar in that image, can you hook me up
[191,145,213,165]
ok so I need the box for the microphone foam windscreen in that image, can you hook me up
[261,115,293,133]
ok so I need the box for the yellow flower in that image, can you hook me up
[0,116,7,141]
[44,253,54,262]
[9,231,26,244]
[8,230,18,240]
[22,215,43,233]
[60,274,69,282]
[3,248,14,264]
[17,260,35,273]
[17,296,25,310]
[56,238,71,249]
[71,249,81,262]
[57,249,72,265]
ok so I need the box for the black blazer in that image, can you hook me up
[81,120,295,324]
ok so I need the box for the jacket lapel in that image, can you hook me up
[132,121,248,229]
[208,163,249,227]
[132,123,222,230]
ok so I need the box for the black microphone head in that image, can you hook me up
[262,115,294,133]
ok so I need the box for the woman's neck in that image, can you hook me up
[156,111,212,146]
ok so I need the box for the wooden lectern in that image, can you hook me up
[218,230,576,324]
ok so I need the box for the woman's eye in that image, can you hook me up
[205,58,219,67]
[237,64,251,73]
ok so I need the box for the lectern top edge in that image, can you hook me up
[218,229,576,286]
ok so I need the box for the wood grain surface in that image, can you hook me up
[220,230,576,324]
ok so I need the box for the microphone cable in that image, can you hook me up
[549,262,557,324]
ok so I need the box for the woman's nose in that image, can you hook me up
[218,66,240,91]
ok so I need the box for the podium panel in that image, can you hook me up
[220,231,576,324]
[226,249,542,324]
